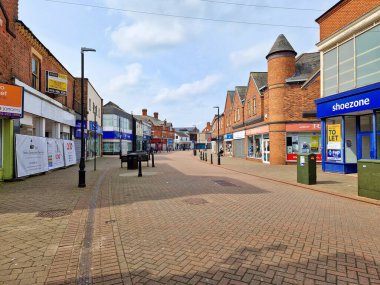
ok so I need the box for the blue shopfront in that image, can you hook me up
[315,82,380,173]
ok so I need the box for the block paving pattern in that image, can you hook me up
[0,152,379,284]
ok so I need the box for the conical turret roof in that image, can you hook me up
[266,34,297,59]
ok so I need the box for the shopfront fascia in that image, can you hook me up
[0,83,24,180]
[246,125,269,161]
[315,82,380,173]
[285,123,322,163]
[16,79,75,138]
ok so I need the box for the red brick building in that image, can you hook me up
[220,34,321,164]
[135,109,175,151]
[0,0,77,180]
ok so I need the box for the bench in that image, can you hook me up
[120,151,150,168]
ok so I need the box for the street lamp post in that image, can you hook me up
[78,47,96,188]
[93,103,97,171]
[213,106,220,165]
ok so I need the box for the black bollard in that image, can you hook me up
[211,154,213,164]
[138,159,142,177]
[152,151,155,168]
[205,152,207,162]
[193,149,196,156]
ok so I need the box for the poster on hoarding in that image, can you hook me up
[327,124,341,150]
[16,134,48,177]
[63,140,77,166]
[46,138,65,170]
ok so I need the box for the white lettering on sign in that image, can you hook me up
[332,98,370,111]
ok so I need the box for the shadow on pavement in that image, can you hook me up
[44,243,380,284]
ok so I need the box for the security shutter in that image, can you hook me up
[234,139,245,158]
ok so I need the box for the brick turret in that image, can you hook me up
[266,34,297,165]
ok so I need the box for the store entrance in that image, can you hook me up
[263,139,270,163]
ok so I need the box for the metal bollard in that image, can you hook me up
[193,149,196,156]
[152,152,155,167]
[205,152,207,162]
[138,159,142,177]
[211,154,213,164]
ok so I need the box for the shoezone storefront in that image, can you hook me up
[316,84,380,173]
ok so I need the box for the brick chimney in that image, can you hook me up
[154,112,159,119]
[142,109,147,116]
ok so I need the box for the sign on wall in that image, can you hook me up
[46,71,68,96]
[0,83,24,118]
[47,138,65,170]
[16,135,48,177]
[63,140,77,166]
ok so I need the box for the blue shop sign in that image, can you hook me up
[168,139,174,144]
[103,131,133,140]
[143,135,151,140]
[89,121,103,134]
[75,120,87,129]
[224,134,233,140]
[316,82,380,118]
[327,149,342,161]
[75,129,87,139]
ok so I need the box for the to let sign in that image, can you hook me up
[0,83,24,118]
[327,124,341,150]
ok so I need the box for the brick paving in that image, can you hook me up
[0,151,380,284]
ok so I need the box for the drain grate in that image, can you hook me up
[183,198,208,205]
[213,180,237,187]
[36,209,72,218]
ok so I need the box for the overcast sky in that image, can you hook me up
[19,0,338,129]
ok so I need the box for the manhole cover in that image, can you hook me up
[183,198,208,205]
[213,180,237,187]
[36,209,72,218]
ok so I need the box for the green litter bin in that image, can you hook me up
[358,160,380,200]
[297,154,317,185]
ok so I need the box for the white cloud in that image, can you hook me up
[110,20,186,56]
[153,74,221,103]
[229,43,271,68]
[108,63,143,92]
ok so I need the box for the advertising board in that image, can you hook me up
[46,71,68,95]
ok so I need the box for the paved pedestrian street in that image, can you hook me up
[0,152,380,285]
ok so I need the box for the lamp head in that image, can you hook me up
[81,47,96,53]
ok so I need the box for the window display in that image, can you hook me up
[326,117,343,162]
[286,133,321,161]
[377,112,380,159]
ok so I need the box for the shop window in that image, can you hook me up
[345,117,357,163]
[323,48,338,96]
[356,25,380,88]
[286,133,321,158]
[326,117,343,162]
[31,56,41,90]
[338,39,355,92]
[360,115,373,133]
